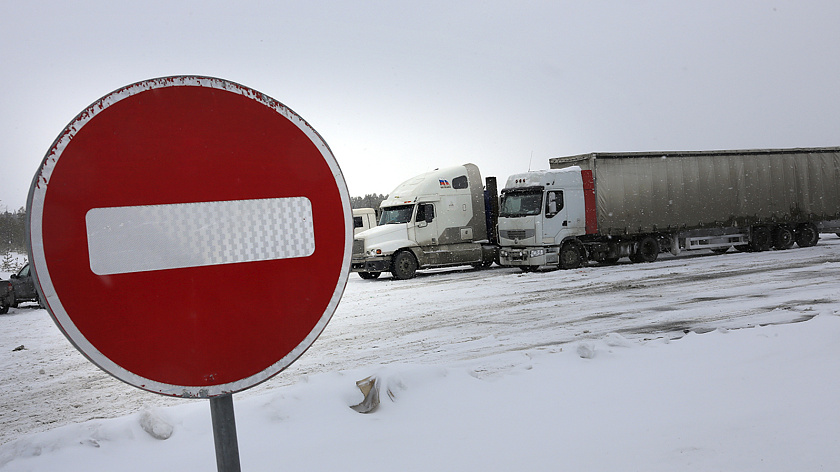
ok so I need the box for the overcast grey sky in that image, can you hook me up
[2,1,840,211]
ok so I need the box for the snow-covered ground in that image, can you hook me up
[1,238,840,471]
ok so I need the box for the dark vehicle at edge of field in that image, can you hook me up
[1,263,41,313]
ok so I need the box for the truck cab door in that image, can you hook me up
[413,203,439,262]
[10,264,36,301]
[543,190,569,242]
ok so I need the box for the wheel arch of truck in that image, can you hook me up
[372,239,421,256]
[560,236,587,255]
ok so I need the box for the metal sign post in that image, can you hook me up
[27,76,352,469]
[210,395,241,472]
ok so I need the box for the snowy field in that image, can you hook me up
[1,237,840,471]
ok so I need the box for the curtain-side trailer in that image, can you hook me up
[498,147,840,270]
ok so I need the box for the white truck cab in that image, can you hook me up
[498,167,587,269]
[351,164,498,279]
[352,208,378,235]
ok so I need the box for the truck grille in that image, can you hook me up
[352,239,365,255]
[500,229,534,240]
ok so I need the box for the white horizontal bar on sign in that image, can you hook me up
[85,197,315,275]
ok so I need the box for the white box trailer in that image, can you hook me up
[351,163,499,279]
[498,147,840,270]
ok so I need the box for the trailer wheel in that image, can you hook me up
[358,272,381,280]
[773,226,794,250]
[749,226,772,252]
[560,242,583,269]
[391,251,418,280]
[635,236,659,263]
[795,223,819,248]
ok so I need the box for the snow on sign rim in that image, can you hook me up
[26,76,353,398]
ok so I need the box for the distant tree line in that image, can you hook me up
[350,193,387,210]
[0,207,26,254]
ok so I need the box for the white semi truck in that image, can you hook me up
[498,147,840,270]
[351,163,499,279]
[352,208,378,235]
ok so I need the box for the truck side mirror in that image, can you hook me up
[546,192,558,217]
[545,191,563,218]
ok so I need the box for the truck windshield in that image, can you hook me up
[378,204,415,225]
[500,190,543,217]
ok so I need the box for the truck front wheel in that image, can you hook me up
[560,243,583,269]
[391,251,418,280]
[358,272,381,280]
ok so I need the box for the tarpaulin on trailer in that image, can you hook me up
[549,148,840,235]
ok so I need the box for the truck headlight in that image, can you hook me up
[367,248,382,256]
[529,249,545,257]
[500,249,509,257]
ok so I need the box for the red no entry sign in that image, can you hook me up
[27,76,352,397]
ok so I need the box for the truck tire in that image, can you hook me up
[358,272,381,280]
[795,223,819,248]
[391,251,418,280]
[750,226,772,251]
[560,242,583,269]
[471,259,493,269]
[635,236,659,263]
[0,303,8,315]
[773,226,795,250]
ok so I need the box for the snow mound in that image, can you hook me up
[576,342,596,359]
[139,409,173,440]
[603,332,633,348]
